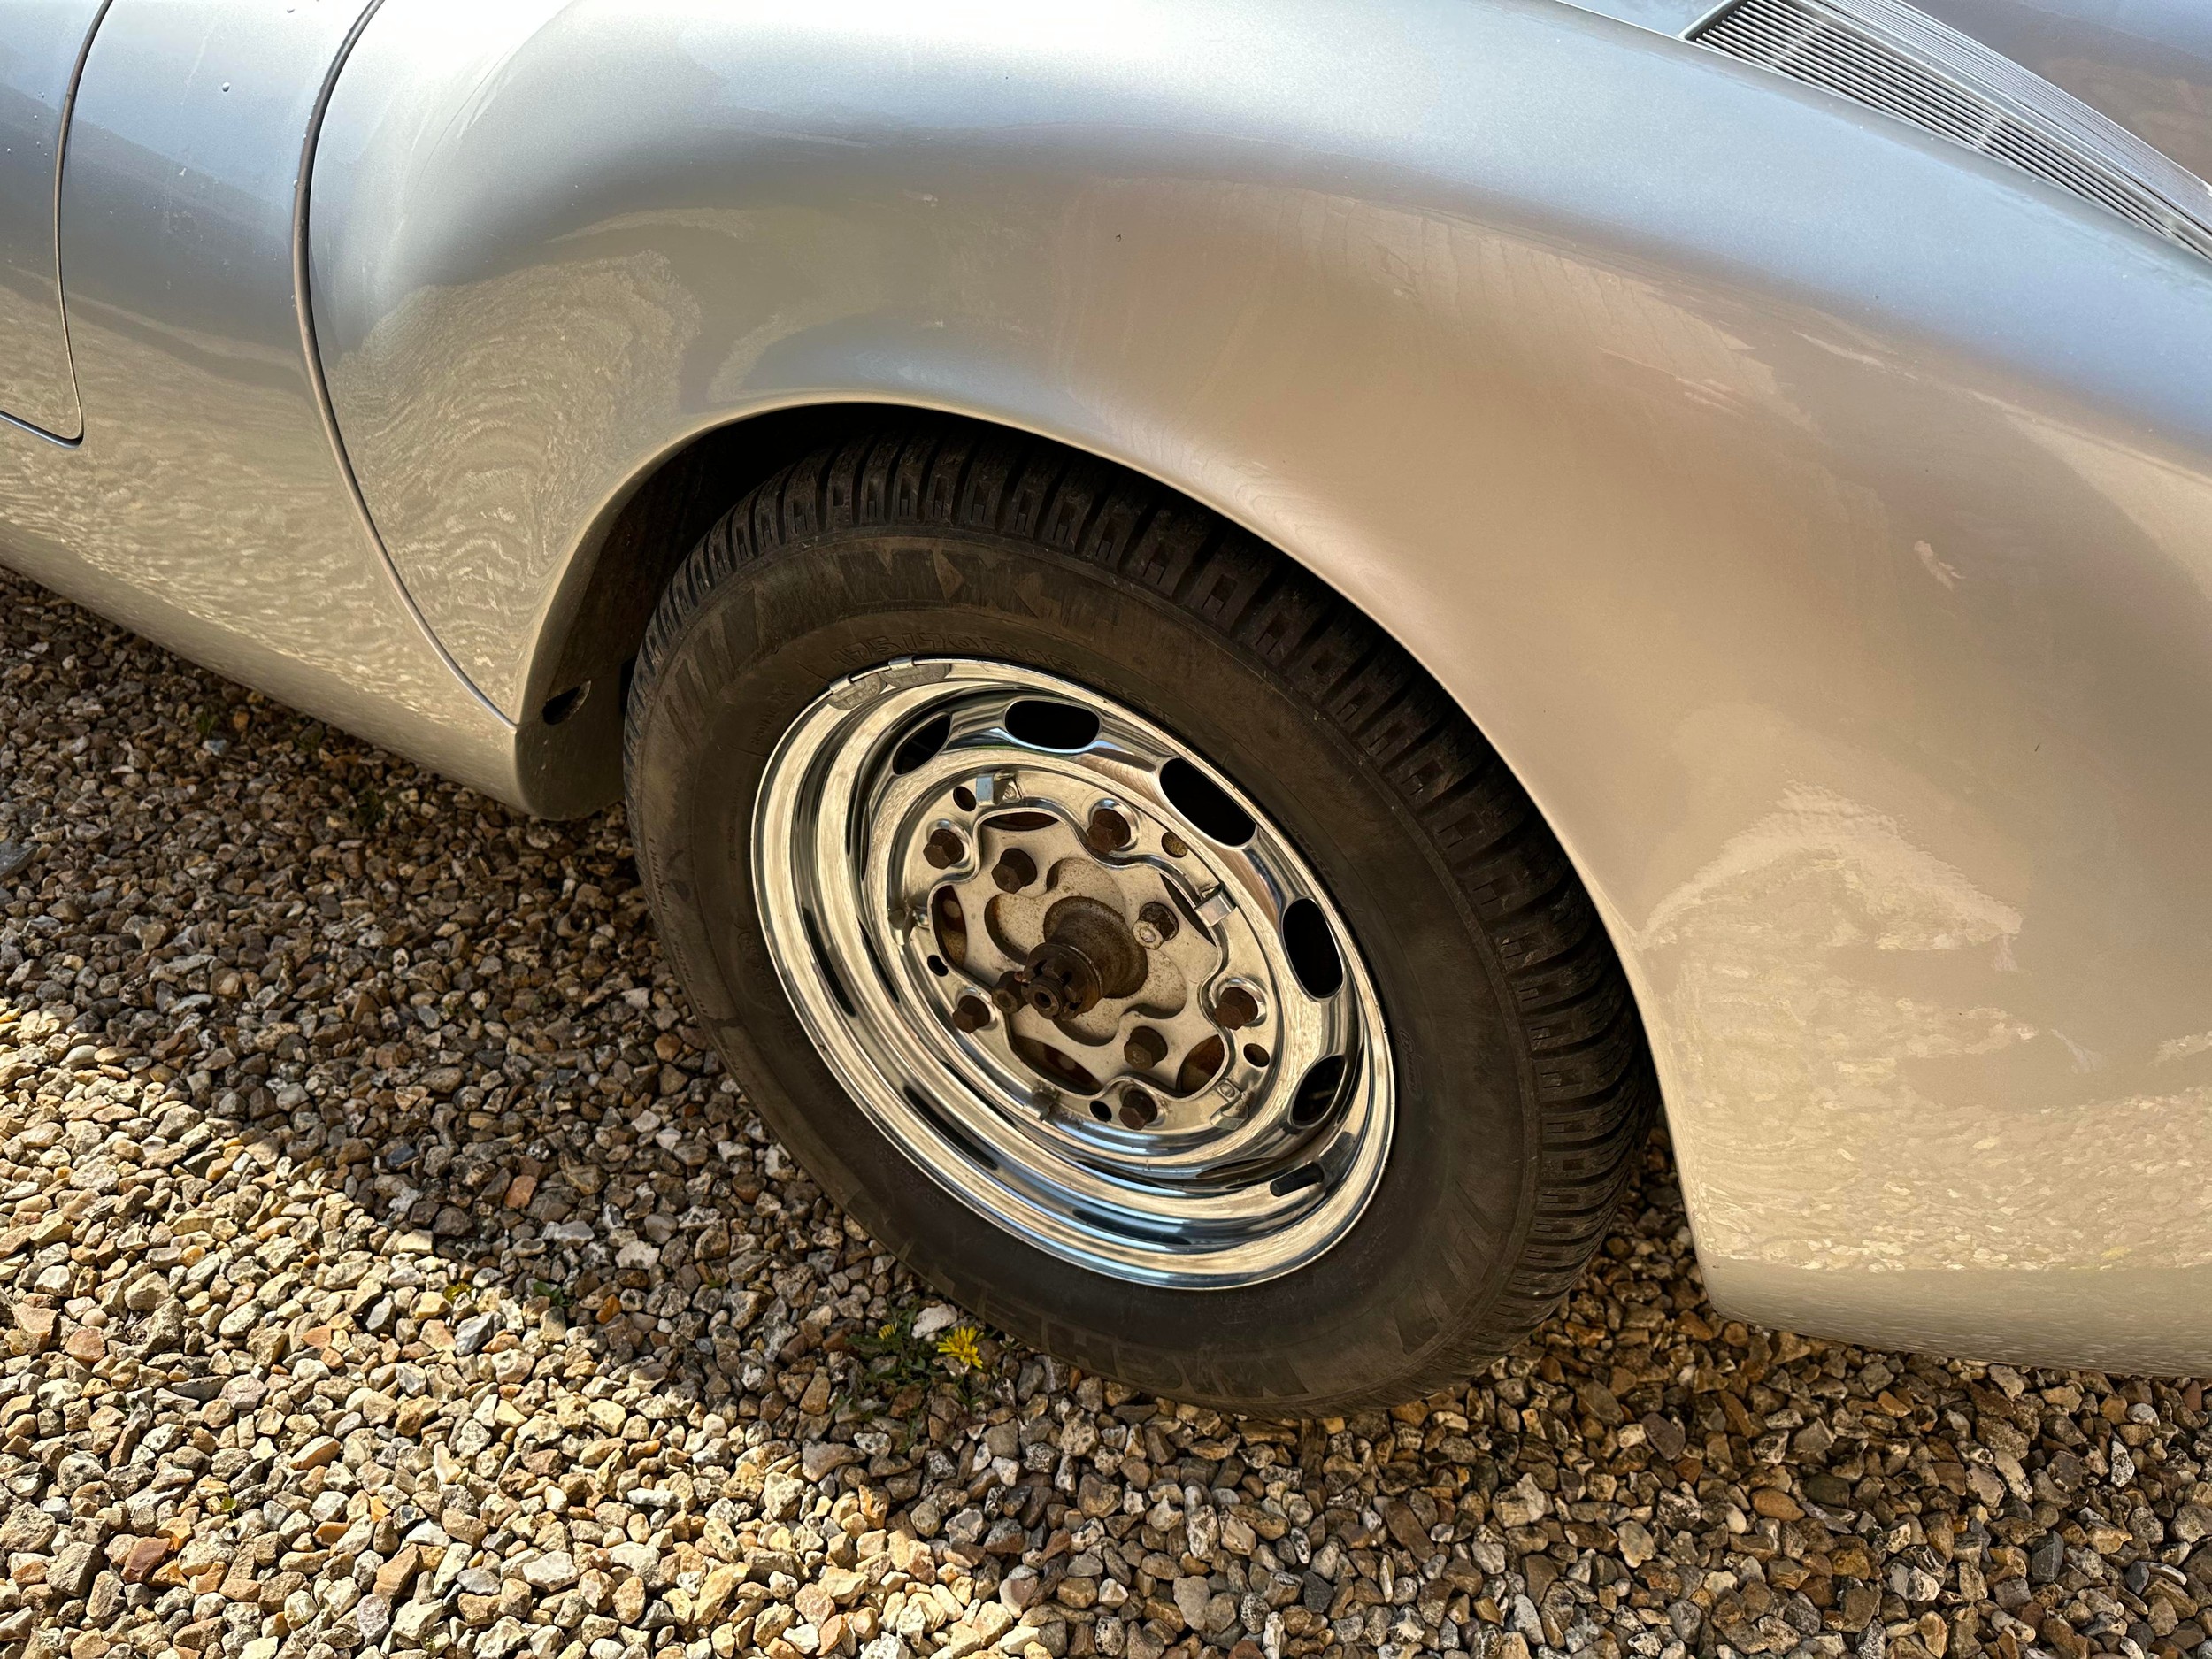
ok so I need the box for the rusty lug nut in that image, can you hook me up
[1123,1026,1169,1070]
[1212,986,1262,1030]
[991,848,1037,893]
[992,984,1024,1015]
[1133,901,1179,949]
[1118,1086,1159,1129]
[952,995,992,1033]
[1085,803,1133,854]
[923,826,966,869]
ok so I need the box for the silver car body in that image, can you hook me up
[4,0,2211,1371]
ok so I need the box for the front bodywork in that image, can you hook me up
[0,0,619,814]
[0,0,517,796]
[307,0,2212,1373]
[4,0,2211,1372]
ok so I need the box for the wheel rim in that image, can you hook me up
[752,657,1394,1290]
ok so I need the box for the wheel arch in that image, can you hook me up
[512,403,898,818]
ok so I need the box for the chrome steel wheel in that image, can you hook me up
[753,658,1394,1288]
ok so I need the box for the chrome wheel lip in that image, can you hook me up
[753,657,1394,1291]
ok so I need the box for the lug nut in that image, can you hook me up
[923,826,966,869]
[1212,986,1261,1030]
[1133,901,1179,949]
[952,995,992,1033]
[1123,1026,1168,1070]
[1117,1086,1159,1129]
[991,849,1037,893]
[1085,803,1133,854]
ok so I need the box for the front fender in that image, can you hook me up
[312,0,2212,1370]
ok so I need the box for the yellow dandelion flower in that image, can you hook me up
[936,1324,985,1371]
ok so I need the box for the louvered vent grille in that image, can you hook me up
[1692,0,2212,264]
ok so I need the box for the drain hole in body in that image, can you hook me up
[541,682,588,726]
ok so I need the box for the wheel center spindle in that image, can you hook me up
[995,938,1103,1019]
[990,891,1148,1023]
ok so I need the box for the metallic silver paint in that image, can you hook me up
[3,0,2210,1371]
[0,0,527,809]
[0,0,104,440]
[309,0,2212,1372]
[1553,0,1727,35]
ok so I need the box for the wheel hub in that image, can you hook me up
[752,658,1394,1288]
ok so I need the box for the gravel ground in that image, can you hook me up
[3,563,2211,1659]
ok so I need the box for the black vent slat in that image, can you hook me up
[1692,0,2212,265]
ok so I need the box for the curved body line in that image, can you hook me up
[0,0,116,449]
[292,0,511,732]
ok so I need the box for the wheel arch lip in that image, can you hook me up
[317,0,2212,1370]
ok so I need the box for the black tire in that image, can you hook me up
[624,419,1653,1411]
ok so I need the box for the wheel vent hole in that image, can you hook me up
[1010,1035,1101,1095]
[1005,699,1100,751]
[1175,1034,1226,1095]
[1159,757,1255,847]
[891,712,952,775]
[1270,1163,1325,1197]
[1289,1053,1347,1126]
[930,887,968,969]
[1282,899,1343,997]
